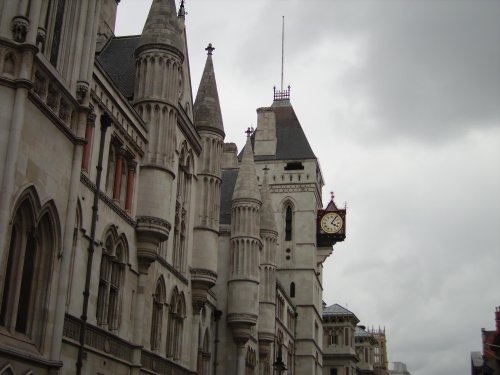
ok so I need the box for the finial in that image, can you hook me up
[330,191,335,201]
[178,0,186,18]
[245,127,252,137]
[205,43,215,55]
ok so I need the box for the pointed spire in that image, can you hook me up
[194,43,224,135]
[137,0,183,56]
[232,131,261,202]
[260,166,277,232]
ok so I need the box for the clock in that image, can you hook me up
[320,212,343,234]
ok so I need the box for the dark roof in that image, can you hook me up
[239,100,316,162]
[219,169,239,224]
[97,36,139,100]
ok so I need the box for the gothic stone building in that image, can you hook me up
[0,0,341,374]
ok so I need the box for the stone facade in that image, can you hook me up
[0,1,352,374]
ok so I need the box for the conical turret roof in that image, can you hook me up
[232,134,261,203]
[137,0,183,56]
[260,168,277,232]
[194,44,224,135]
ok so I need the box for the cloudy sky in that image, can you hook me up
[115,1,500,374]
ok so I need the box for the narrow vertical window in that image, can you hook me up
[151,280,165,351]
[0,228,17,325]
[16,233,36,333]
[96,235,124,331]
[290,282,295,298]
[285,205,292,241]
[50,0,66,66]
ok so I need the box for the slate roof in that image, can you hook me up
[355,326,374,338]
[239,100,316,161]
[323,303,357,318]
[97,36,140,100]
[219,169,239,224]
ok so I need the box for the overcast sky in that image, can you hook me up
[115,1,500,374]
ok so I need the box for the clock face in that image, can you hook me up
[320,212,343,234]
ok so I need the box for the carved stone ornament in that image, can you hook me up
[36,27,46,49]
[12,16,29,43]
[76,81,89,104]
[136,216,171,242]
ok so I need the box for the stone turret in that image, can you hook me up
[228,133,262,374]
[258,167,278,373]
[191,44,225,312]
[133,0,185,266]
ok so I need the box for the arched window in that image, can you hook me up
[0,188,58,348]
[166,288,185,360]
[290,282,295,298]
[285,205,293,241]
[197,329,211,375]
[96,231,125,331]
[151,278,166,351]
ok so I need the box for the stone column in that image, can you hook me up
[81,112,96,171]
[190,309,201,370]
[0,44,37,295]
[50,107,88,360]
[236,343,246,375]
[125,160,137,212]
[112,148,124,202]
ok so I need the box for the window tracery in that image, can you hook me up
[96,230,126,331]
[166,287,185,360]
[150,277,166,351]
[0,187,59,348]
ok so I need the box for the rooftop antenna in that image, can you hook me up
[281,16,285,91]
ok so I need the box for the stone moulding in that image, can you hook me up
[80,172,137,227]
[63,314,135,363]
[190,268,217,282]
[227,313,259,326]
[141,349,192,375]
[136,215,172,242]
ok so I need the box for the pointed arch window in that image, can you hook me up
[97,233,125,331]
[197,329,211,375]
[151,278,166,351]
[285,205,293,241]
[290,282,295,298]
[0,189,58,347]
[166,288,185,360]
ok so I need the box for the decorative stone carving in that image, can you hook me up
[76,81,89,103]
[12,16,29,43]
[33,71,47,100]
[36,28,46,50]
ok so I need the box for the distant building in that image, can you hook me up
[471,306,500,375]
[322,304,389,375]
[389,362,411,375]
